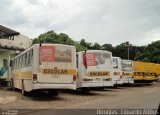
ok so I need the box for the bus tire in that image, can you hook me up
[113,85,118,88]
[80,88,90,93]
[11,79,15,90]
[48,90,59,96]
[21,80,27,96]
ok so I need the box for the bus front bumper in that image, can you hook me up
[77,82,104,88]
[113,80,123,85]
[122,80,134,84]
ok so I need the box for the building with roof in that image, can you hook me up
[0,25,32,79]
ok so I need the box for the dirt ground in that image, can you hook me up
[0,82,159,109]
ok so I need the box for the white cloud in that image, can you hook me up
[1,0,160,45]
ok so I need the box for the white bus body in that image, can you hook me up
[11,44,77,95]
[121,59,134,84]
[112,57,123,85]
[76,50,113,89]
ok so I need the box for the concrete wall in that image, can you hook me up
[0,34,32,78]
[0,34,32,49]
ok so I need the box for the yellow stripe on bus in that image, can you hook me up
[122,72,133,76]
[143,77,155,80]
[113,72,120,76]
[88,71,110,77]
[133,76,143,80]
[42,69,77,75]
[13,71,32,79]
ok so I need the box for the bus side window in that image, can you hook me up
[16,59,18,69]
[22,54,25,68]
[30,50,33,66]
[76,54,78,68]
[30,49,33,57]
[14,60,16,69]
[26,52,30,66]
[20,56,22,68]
[24,54,26,67]
[17,58,19,68]
[25,53,27,67]
[14,59,17,69]
[11,60,14,69]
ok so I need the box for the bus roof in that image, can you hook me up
[12,43,75,60]
[77,50,111,53]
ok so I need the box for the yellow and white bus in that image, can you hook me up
[112,57,123,85]
[76,50,113,91]
[121,59,134,84]
[11,44,77,96]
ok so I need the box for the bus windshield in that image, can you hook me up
[83,51,112,68]
[40,45,72,63]
[122,61,133,71]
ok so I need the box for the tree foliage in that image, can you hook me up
[134,40,160,63]
[32,30,160,63]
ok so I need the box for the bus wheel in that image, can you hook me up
[11,79,15,90]
[48,90,59,97]
[21,80,27,96]
[80,88,90,93]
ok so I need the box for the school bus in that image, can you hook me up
[11,44,77,96]
[121,59,134,84]
[143,62,156,82]
[112,57,123,85]
[155,64,160,81]
[76,50,113,91]
[133,61,145,82]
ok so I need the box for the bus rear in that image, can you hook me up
[121,60,134,84]
[77,50,113,90]
[33,44,77,90]
[112,57,123,85]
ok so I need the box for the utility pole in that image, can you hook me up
[124,42,131,60]
[127,46,130,60]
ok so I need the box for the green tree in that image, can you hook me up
[80,39,93,50]
[134,40,160,63]
[102,44,114,52]
[32,30,87,52]
[92,42,101,50]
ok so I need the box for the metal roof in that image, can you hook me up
[0,25,20,39]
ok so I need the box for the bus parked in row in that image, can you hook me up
[155,64,160,81]
[133,61,145,83]
[76,50,113,91]
[9,43,160,96]
[11,44,77,96]
[112,57,123,85]
[133,61,158,83]
[121,59,134,84]
[143,62,156,83]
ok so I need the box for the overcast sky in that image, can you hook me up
[1,0,160,46]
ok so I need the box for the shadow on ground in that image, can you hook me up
[61,89,103,96]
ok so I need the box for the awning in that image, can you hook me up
[0,25,20,40]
